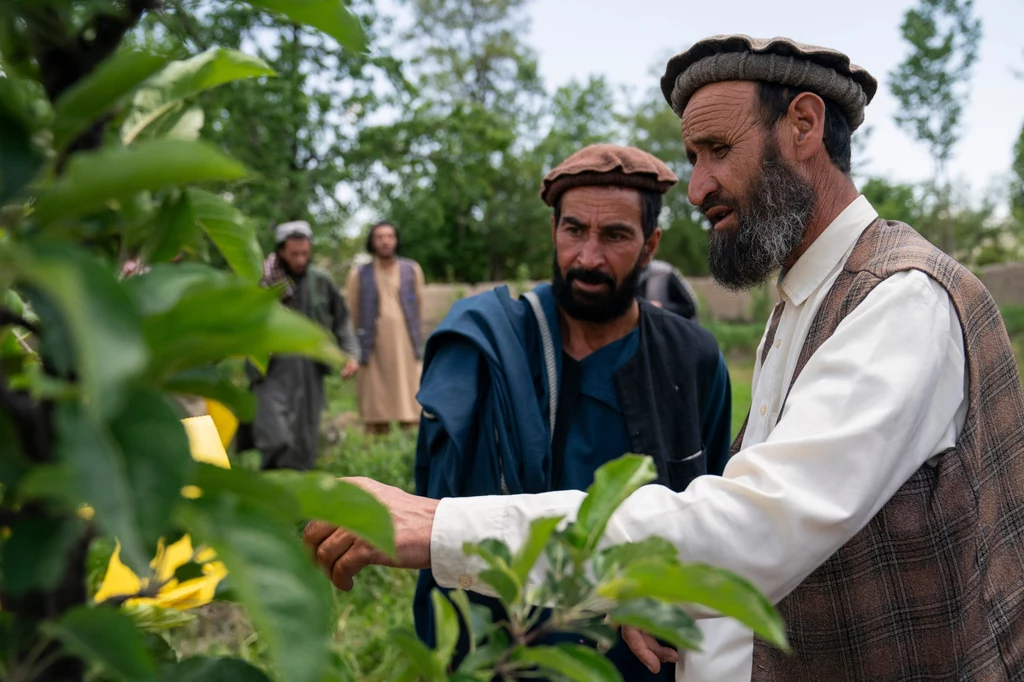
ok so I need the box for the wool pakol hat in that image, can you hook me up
[660,34,878,131]
[540,143,678,207]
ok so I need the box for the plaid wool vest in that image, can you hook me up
[735,220,1024,681]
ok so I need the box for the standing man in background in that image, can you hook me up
[637,259,701,321]
[347,222,425,435]
[251,220,359,470]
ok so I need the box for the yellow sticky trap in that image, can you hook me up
[182,415,231,469]
[205,399,239,450]
[93,416,233,609]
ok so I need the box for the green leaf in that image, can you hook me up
[166,107,205,141]
[0,73,46,204]
[0,410,29,488]
[570,454,656,552]
[142,282,276,374]
[514,644,621,682]
[173,561,206,583]
[47,606,157,682]
[160,657,271,682]
[456,630,509,674]
[142,280,345,377]
[109,387,196,557]
[0,517,84,596]
[448,589,493,648]
[189,189,264,282]
[597,560,788,650]
[123,48,275,144]
[250,305,348,366]
[463,539,521,602]
[389,628,446,682]
[594,537,677,580]
[122,263,231,317]
[244,1,367,53]
[142,632,179,665]
[456,630,507,671]
[563,620,617,652]
[183,496,332,682]
[33,139,248,223]
[142,192,200,265]
[431,589,460,667]
[5,244,147,418]
[52,49,170,150]
[463,538,512,568]
[124,603,197,633]
[86,536,118,599]
[264,470,395,558]
[45,391,188,574]
[192,464,301,523]
[478,567,520,605]
[608,599,702,652]
[55,402,148,572]
[164,366,256,422]
[511,515,563,585]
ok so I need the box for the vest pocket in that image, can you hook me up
[666,448,706,492]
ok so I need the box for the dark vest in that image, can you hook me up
[618,299,722,490]
[737,220,1024,681]
[356,258,422,365]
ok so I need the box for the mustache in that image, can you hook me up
[699,193,740,219]
[564,267,616,288]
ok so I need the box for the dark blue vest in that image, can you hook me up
[356,258,422,364]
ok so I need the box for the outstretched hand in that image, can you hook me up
[303,477,438,591]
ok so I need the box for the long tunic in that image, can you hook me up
[252,265,357,470]
[346,259,424,424]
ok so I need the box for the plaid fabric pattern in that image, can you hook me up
[261,252,296,302]
[744,220,1024,681]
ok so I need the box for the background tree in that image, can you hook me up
[889,0,981,254]
[137,0,401,249]
[349,0,547,283]
[627,84,709,276]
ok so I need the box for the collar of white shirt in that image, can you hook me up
[779,195,879,306]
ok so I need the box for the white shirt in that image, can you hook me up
[429,195,968,681]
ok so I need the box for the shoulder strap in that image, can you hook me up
[522,290,557,441]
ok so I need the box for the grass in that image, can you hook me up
[169,314,1024,678]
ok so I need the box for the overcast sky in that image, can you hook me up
[526,0,1023,200]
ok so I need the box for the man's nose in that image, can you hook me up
[688,160,720,208]
[576,233,605,269]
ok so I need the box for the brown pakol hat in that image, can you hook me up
[660,35,878,131]
[540,143,678,207]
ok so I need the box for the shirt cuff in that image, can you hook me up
[430,495,510,595]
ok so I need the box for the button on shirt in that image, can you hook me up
[431,195,968,681]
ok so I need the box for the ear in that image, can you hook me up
[551,213,557,244]
[641,228,662,268]
[787,92,827,163]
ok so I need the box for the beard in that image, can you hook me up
[704,137,817,291]
[551,251,644,324]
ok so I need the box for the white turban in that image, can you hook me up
[274,220,313,245]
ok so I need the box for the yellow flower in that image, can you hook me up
[93,535,227,611]
[92,414,233,611]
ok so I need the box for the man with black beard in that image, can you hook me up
[406,144,732,680]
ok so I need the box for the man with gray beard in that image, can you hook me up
[303,36,1024,682]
